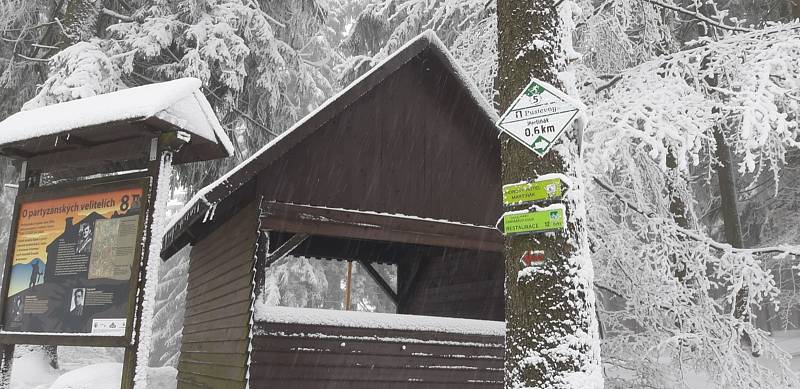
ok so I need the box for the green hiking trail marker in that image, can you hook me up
[503,207,566,235]
[502,178,564,206]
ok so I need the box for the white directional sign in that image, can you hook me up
[496,79,582,157]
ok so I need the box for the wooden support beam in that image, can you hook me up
[26,136,151,174]
[0,333,127,348]
[260,202,503,253]
[265,233,309,267]
[359,261,398,304]
[61,134,99,147]
[399,257,426,302]
[0,147,35,159]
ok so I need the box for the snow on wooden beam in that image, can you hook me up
[260,202,503,253]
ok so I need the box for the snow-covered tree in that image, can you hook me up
[341,0,800,388]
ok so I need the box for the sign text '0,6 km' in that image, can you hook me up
[496,79,582,157]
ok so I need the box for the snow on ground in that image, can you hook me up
[6,330,800,388]
[8,346,59,389]
[9,346,176,389]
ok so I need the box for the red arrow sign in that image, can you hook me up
[520,250,545,267]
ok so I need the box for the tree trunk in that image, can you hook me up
[666,149,689,281]
[497,1,602,388]
[712,128,749,316]
[61,0,102,45]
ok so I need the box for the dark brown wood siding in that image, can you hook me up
[399,249,503,321]
[250,321,503,388]
[177,201,260,389]
[255,52,501,228]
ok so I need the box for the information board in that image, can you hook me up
[3,181,146,335]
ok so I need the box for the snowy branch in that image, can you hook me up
[201,86,281,138]
[592,176,800,256]
[641,0,752,33]
[595,74,623,94]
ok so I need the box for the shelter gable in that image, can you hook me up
[255,51,501,226]
[161,30,501,259]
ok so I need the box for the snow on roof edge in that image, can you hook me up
[256,306,505,337]
[0,78,206,147]
[191,89,234,156]
[163,31,499,246]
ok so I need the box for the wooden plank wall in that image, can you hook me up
[399,249,504,321]
[250,321,503,388]
[256,52,502,228]
[177,201,260,389]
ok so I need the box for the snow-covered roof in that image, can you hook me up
[256,306,505,337]
[162,30,500,258]
[0,78,233,164]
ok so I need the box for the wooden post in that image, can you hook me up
[344,262,353,310]
[0,164,30,389]
[497,1,602,388]
[122,137,173,389]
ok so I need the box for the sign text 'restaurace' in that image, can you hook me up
[503,208,565,235]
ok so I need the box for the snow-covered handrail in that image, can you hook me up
[255,306,505,337]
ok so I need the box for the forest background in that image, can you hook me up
[2,0,800,388]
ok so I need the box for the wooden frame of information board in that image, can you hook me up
[0,173,151,347]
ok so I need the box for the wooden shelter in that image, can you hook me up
[162,31,505,389]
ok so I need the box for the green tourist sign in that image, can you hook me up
[503,178,563,206]
[503,207,565,235]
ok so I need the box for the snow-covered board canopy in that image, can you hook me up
[0,78,233,175]
[161,30,502,259]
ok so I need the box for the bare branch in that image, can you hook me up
[263,13,286,29]
[16,53,49,62]
[101,7,134,22]
[0,21,56,33]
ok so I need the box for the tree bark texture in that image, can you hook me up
[61,0,102,45]
[496,1,602,388]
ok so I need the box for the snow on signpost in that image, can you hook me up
[495,78,581,157]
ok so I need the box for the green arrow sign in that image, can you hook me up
[503,207,565,235]
[503,178,563,206]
